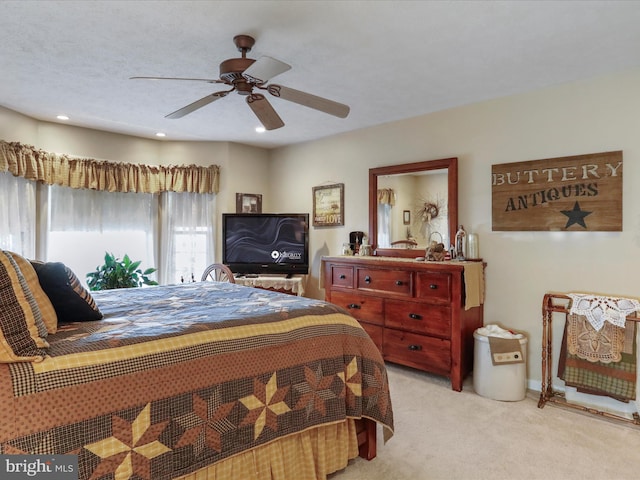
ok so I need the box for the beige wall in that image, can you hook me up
[0,105,39,143]
[3,67,640,393]
[268,68,640,391]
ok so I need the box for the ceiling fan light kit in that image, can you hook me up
[131,35,350,131]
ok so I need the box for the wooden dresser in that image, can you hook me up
[322,255,485,391]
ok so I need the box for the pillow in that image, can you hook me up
[0,251,49,348]
[31,261,103,323]
[0,250,48,362]
[9,252,58,334]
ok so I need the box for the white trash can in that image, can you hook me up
[473,325,527,401]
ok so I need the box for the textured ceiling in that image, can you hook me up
[1,1,640,149]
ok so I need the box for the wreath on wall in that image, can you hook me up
[415,197,446,242]
[417,201,440,224]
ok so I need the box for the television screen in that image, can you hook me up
[222,213,309,276]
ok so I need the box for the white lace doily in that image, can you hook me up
[567,293,640,331]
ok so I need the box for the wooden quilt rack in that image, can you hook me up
[538,292,640,425]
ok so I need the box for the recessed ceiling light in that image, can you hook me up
[56,115,69,120]
[155,132,166,137]
[255,126,266,133]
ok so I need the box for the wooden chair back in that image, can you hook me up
[201,263,236,283]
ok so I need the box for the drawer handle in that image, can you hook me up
[409,313,422,320]
[429,284,438,289]
[347,303,361,309]
[339,274,346,279]
[395,280,403,286]
[364,276,371,284]
[408,344,422,351]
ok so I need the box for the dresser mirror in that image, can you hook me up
[368,157,458,258]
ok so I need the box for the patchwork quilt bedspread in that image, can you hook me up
[0,282,394,479]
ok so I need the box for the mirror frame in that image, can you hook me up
[369,157,458,258]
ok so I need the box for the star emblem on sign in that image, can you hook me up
[561,201,592,229]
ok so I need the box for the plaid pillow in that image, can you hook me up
[9,252,58,334]
[0,250,48,362]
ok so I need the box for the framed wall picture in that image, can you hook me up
[403,210,411,225]
[312,183,344,227]
[236,193,262,213]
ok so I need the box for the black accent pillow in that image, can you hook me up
[31,261,103,322]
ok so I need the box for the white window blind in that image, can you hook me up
[46,185,157,286]
[159,191,216,285]
[0,172,36,257]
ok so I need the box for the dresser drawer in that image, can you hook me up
[356,268,412,297]
[385,299,451,338]
[383,328,451,375]
[415,272,452,304]
[358,322,383,351]
[330,265,354,288]
[330,291,384,325]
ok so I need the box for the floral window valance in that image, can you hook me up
[0,140,219,194]
[377,188,395,206]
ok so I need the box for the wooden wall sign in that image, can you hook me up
[492,151,622,231]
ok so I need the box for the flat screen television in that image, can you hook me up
[222,213,309,276]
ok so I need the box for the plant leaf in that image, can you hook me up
[86,253,157,291]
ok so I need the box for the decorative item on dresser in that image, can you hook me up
[322,255,485,391]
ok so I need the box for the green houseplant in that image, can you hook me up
[86,252,158,291]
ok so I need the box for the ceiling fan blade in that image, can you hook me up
[130,76,225,84]
[246,93,284,130]
[242,56,291,84]
[165,90,232,119]
[266,84,350,118]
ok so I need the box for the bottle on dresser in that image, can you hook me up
[454,225,466,260]
[467,232,479,260]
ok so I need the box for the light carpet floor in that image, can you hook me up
[330,364,640,480]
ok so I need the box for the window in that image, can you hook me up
[377,203,392,248]
[46,185,157,285]
[160,192,216,285]
[0,174,217,286]
[0,173,36,257]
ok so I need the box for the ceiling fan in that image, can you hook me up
[131,35,350,131]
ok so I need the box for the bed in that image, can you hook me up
[0,252,394,480]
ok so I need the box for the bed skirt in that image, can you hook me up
[175,419,359,480]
